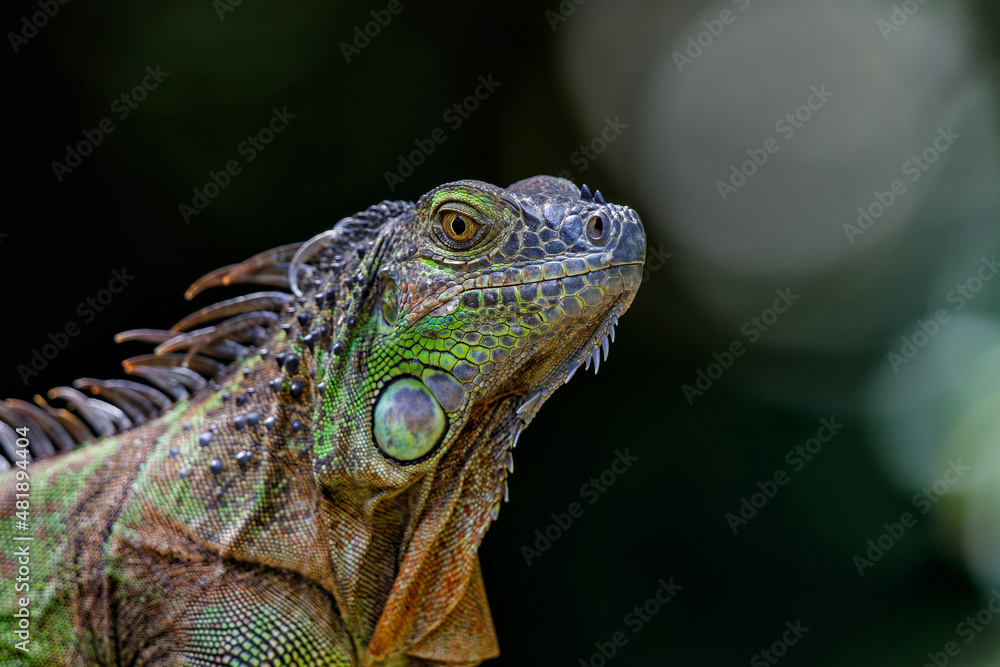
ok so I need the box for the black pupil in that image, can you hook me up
[451,216,467,236]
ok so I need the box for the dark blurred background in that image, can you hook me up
[6,0,1000,664]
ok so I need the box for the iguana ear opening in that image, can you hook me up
[367,402,515,663]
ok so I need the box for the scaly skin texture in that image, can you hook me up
[0,175,645,666]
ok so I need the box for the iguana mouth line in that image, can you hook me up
[443,251,644,287]
[456,260,643,291]
[410,263,642,324]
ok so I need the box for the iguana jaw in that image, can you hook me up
[501,282,639,430]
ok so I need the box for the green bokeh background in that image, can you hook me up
[5,1,1000,664]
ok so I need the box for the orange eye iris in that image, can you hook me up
[441,211,478,243]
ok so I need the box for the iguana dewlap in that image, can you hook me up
[0,176,645,666]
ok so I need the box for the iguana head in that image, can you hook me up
[295,175,645,661]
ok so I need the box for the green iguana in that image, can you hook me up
[0,175,645,666]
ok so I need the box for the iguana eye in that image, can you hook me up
[441,211,480,244]
[381,279,399,326]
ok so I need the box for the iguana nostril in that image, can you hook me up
[586,213,610,245]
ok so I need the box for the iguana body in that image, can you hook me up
[0,176,645,666]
